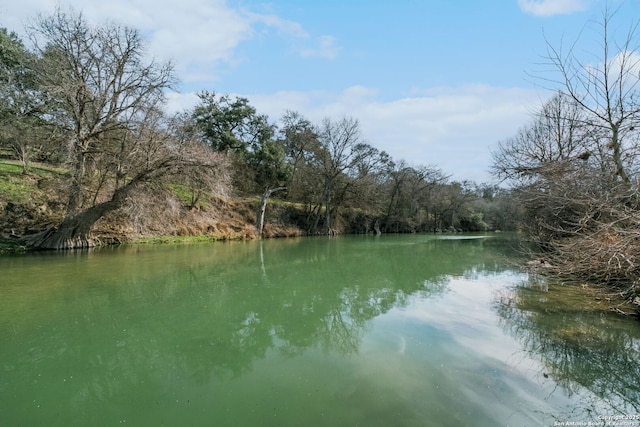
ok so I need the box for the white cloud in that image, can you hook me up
[517,0,589,16]
[165,91,201,115]
[239,84,547,183]
[0,0,332,85]
[246,12,309,38]
[608,50,640,84]
[2,0,254,80]
[298,35,341,60]
[1,1,549,182]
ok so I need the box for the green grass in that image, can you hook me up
[133,235,225,245]
[251,195,302,208]
[0,163,39,202]
[0,160,68,175]
[0,161,67,203]
[168,184,210,210]
[0,236,27,253]
[0,161,66,253]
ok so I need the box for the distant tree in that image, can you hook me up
[278,110,320,197]
[429,181,477,232]
[191,91,277,193]
[381,160,413,230]
[469,184,522,231]
[382,162,448,232]
[167,111,230,211]
[192,91,273,154]
[251,139,291,237]
[341,144,391,226]
[275,111,324,232]
[24,8,227,249]
[308,116,386,234]
[0,28,52,172]
[245,138,290,193]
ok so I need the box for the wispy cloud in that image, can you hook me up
[3,0,254,81]
[298,35,341,60]
[246,12,309,38]
[1,0,337,85]
[240,84,546,182]
[517,0,589,16]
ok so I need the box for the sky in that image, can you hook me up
[1,0,638,183]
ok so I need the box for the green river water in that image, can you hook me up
[0,234,638,426]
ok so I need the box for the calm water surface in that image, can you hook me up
[0,234,638,426]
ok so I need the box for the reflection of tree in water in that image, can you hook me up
[496,281,640,417]
[1,235,508,419]
[171,236,500,378]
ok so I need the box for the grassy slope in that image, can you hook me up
[0,161,68,252]
[0,161,65,202]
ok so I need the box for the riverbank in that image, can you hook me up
[0,159,304,251]
[1,161,638,317]
[0,236,26,253]
[0,196,305,254]
[2,232,638,318]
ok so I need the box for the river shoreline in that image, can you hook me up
[2,232,639,318]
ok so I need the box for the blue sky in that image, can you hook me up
[1,0,638,182]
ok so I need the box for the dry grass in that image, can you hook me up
[0,161,307,248]
[93,192,305,244]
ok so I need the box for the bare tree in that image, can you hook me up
[308,116,388,234]
[492,92,589,182]
[382,162,448,232]
[542,7,640,188]
[279,110,319,194]
[25,9,227,249]
[493,9,640,306]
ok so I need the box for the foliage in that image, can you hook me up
[2,9,232,248]
[245,138,291,193]
[0,28,56,172]
[0,161,66,203]
[295,116,392,234]
[0,9,518,250]
[192,91,273,153]
[190,91,290,193]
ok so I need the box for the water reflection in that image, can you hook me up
[0,235,518,425]
[496,279,640,418]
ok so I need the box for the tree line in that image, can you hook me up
[0,8,518,249]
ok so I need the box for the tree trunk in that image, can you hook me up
[373,219,381,235]
[25,199,118,249]
[324,183,332,235]
[610,126,630,187]
[309,202,321,234]
[256,187,287,238]
[26,221,92,250]
[26,185,128,249]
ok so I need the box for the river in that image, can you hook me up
[0,234,638,426]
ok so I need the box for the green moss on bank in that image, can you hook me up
[133,235,227,245]
[0,236,27,254]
